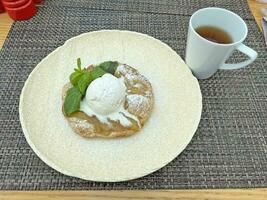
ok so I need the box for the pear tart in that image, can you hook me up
[62,61,154,138]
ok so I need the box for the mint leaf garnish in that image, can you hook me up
[63,86,82,116]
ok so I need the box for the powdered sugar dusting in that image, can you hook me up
[116,64,128,74]
[117,64,147,83]
[127,94,148,109]
[116,64,154,121]
[134,83,143,88]
[126,94,151,118]
[69,117,94,131]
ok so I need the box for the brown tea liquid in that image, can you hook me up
[195,26,233,44]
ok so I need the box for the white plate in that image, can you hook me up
[19,30,202,182]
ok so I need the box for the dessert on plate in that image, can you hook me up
[62,59,154,138]
[20,30,202,182]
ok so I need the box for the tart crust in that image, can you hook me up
[62,64,154,138]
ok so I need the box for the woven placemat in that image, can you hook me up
[0,0,266,190]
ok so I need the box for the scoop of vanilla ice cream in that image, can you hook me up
[85,74,126,115]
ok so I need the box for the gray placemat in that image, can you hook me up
[0,0,267,190]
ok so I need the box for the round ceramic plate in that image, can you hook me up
[19,30,202,182]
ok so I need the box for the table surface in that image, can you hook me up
[0,0,266,199]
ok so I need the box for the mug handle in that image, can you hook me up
[220,43,258,70]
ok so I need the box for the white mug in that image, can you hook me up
[185,7,258,79]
